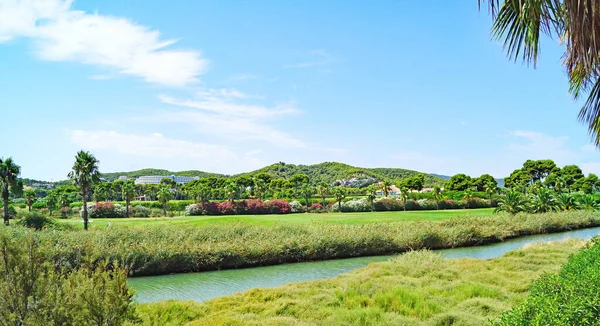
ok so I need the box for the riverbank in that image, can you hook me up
[5,211,598,276]
[131,239,586,325]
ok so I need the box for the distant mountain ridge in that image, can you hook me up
[99,162,447,187]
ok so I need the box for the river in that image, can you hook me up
[129,226,600,303]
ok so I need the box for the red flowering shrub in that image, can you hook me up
[203,202,220,215]
[246,200,264,214]
[310,203,323,212]
[265,200,291,214]
[218,201,236,215]
[373,198,403,211]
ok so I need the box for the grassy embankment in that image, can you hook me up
[58,208,495,228]
[10,211,600,276]
[132,239,586,325]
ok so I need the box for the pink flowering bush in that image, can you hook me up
[246,200,264,214]
[265,200,291,214]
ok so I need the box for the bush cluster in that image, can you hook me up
[83,202,127,218]
[494,238,600,325]
[185,200,291,216]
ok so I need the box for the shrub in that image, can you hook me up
[246,200,264,215]
[373,198,403,211]
[341,198,370,212]
[289,200,304,213]
[17,203,27,209]
[310,203,323,212]
[185,204,203,216]
[218,201,236,215]
[84,202,127,218]
[133,205,151,218]
[0,231,134,325]
[494,238,600,325]
[59,207,72,219]
[17,211,54,230]
[203,202,220,216]
[264,200,291,214]
[32,201,46,210]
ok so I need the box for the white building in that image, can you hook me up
[134,175,200,185]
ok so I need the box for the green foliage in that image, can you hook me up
[495,190,527,215]
[0,230,134,325]
[494,239,600,325]
[0,157,23,225]
[68,151,101,230]
[445,173,473,191]
[23,189,36,211]
[17,211,55,230]
[100,168,224,181]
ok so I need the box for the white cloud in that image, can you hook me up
[506,130,573,161]
[0,0,207,87]
[67,130,236,160]
[581,144,597,153]
[285,49,336,68]
[158,90,299,119]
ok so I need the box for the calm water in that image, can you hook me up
[129,227,600,303]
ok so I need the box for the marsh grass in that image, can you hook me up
[131,239,585,325]
[3,211,598,277]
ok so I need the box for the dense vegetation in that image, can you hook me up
[0,230,134,325]
[132,239,585,325]
[494,238,600,325]
[2,211,596,276]
[101,168,224,181]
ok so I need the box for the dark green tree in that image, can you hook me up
[445,174,473,191]
[23,189,36,211]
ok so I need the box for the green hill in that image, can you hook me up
[235,162,446,187]
[100,168,224,181]
[87,162,446,187]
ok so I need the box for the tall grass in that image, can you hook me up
[131,239,585,325]
[3,211,599,276]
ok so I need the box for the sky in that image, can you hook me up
[1,0,599,181]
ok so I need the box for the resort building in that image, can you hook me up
[134,175,200,185]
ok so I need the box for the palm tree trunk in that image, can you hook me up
[126,200,130,218]
[82,194,88,231]
[163,203,167,217]
[436,200,439,210]
[3,188,9,226]
[403,201,406,211]
[338,201,342,211]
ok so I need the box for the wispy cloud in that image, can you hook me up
[506,130,573,161]
[285,49,336,68]
[0,0,207,87]
[158,88,299,118]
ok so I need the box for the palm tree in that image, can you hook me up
[122,181,136,218]
[0,157,22,225]
[482,0,600,145]
[225,182,238,203]
[253,178,267,201]
[332,187,347,211]
[157,186,171,217]
[432,186,442,210]
[59,193,70,209]
[554,177,567,194]
[366,185,378,211]
[315,182,330,208]
[46,191,57,217]
[495,190,527,215]
[579,194,600,211]
[463,189,473,209]
[399,187,409,211]
[484,182,497,206]
[68,151,100,231]
[301,183,315,211]
[380,180,391,197]
[529,188,558,213]
[557,193,579,211]
[23,189,36,212]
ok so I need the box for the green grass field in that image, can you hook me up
[57,208,495,229]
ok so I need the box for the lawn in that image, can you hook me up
[58,208,495,229]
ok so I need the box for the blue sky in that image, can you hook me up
[1,0,598,181]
